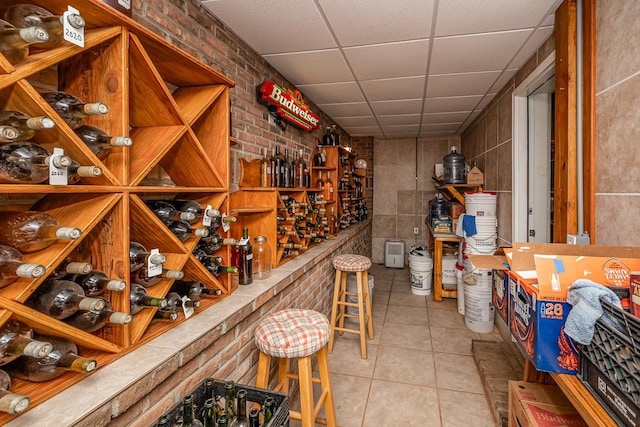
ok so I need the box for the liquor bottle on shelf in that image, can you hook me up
[74,270,126,296]
[260,146,270,188]
[64,299,131,332]
[0,369,29,414]
[202,398,216,427]
[329,207,338,235]
[0,320,53,366]
[0,211,81,253]
[276,146,286,188]
[181,394,204,427]
[232,228,252,285]
[3,4,85,50]
[0,18,48,65]
[294,148,307,188]
[129,283,167,315]
[0,244,45,285]
[5,334,96,382]
[48,257,92,280]
[248,408,259,427]
[313,142,326,167]
[0,110,55,141]
[330,124,340,146]
[197,233,236,255]
[74,125,132,160]
[315,171,324,191]
[129,241,166,272]
[170,280,222,302]
[130,266,183,288]
[269,147,278,188]
[147,200,196,224]
[322,126,333,146]
[168,220,209,242]
[324,171,334,201]
[42,91,108,129]
[0,126,18,143]
[282,148,292,188]
[62,160,103,185]
[26,279,105,320]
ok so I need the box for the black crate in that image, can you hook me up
[578,299,640,427]
[155,379,289,427]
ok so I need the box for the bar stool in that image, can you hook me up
[328,254,374,359]
[254,309,336,427]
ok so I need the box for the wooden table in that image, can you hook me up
[427,226,461,302]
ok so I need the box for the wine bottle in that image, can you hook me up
[324,170,334,202]
[0,19,48,64]
[313,143,326,167]
[74,125,132,160]
[262,397,275,426]
[170,281,222,302]
[156,415,171,427]
[3,4,85,49]
[74,270,126,296]
[5,334,96,382]
[26,279,105,320]
[0,320,53,365]
[129,241,166,272]
[233,228,252,286]
[0,244,45,285]
[0,141,73,184]
[315,171,325,190]
[0,211,81,253]
[329,207,337,235]
[182,394,204,427]
[282,148,292,188]
[167,220,209,242]
[163,291,199,310]
[322,126,332,146]
[64,300,131,332]
[229,389,248,427]
[208,210,237,231]
[277,242,302,249]
[202,398,217,427]
[197,233,236,255]
[161,200,213,224]
[216,415,228,427]
[0,110,55,141]
[130,266,183,288]
[48,258,92,280]
[247,408,259,427]
[153,293,179,321]
[198,256,237,278]
[294,148,306,188]
[0,126,18,143]
[129,283,167,315]
[282,249,299,258]
[224,380,236,420]
[147,201,196,224]
[42,91,108,129]
[260,147,270,188]
[330,124,340,146]
[0,369,29,414]
[269,147,278,188]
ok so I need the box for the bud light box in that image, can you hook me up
[471,243,640,375]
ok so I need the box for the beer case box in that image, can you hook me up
[466,165,484,185]
[493,269,509,323]
[471,243,640,375]
[450,202,465,219]
[508,381,587,427]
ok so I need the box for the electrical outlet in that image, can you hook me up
[413,227,419,235]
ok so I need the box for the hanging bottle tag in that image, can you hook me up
[49,147,68,185]
[147,248,162,277]
[221,213,231,233]
[181,296,195,319]
[237,237,248,246]
[118,0,131,11]
[63,7,85,47]
[202,204,213,227]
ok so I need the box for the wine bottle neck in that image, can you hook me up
[57,352,97,373]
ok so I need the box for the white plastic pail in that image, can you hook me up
[464,192,497,217]
[409,253,433,295]
[346,274,374,319]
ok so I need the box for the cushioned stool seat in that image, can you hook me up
[255,309,336,427]
[332,254,372,272]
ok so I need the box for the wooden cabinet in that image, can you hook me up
[0,0,233,419]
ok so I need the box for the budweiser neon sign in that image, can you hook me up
[257,81,320,131]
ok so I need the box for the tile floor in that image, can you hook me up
[294,264,501,427]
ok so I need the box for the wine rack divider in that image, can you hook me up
[0,0,235,420]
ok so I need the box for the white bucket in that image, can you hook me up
[442,254,458,287]
[464,215,498,255]
[464,282,495,333]
[346,274,374,319]
[409,254,433,295]
[465,192,497,217]
[456,262,464,315]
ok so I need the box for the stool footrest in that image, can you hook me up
[289,410,329,425]
[333,326,361,334]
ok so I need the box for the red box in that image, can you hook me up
[508,381,587,427]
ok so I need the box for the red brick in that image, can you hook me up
[74,403,111,427]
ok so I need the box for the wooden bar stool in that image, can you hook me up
[254,309,336,427]
[328,254,374,359]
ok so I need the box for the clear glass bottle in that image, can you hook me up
[0,142,70,184]
[0,211,81,253]
[64,300,131,332]
[130,266,183,288]
[260,147,270,188]
[129,241,166,273]
[74,125,132,160]
[0,110,55,141]
[74,270,126,296]
[0,320,53,365]
[252,236,271,280]
[167,220,209,242]
[48,257,92,280]
[26,279,105,320]
[0,18,48,64]
[323,170,334,201]
[0,369,29,414]
[315,170,324,190]
[4,4,85,49]
[294,148,306,188]
[0,244,46,284]
[147,201,196,224]
[42,91,108,129]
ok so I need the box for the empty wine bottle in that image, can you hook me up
[216,414,228,427]
[0,211,81,253]
[74,270,126,296]
[230,389,248,427]
[156,415,171,427]
[5,334,96,382]
[262,397,275,426]
[0,244,45,285]
[130,283,167,315]
[129,241,166,273]
[0,110,55,141]
[224,380,236,420]
[247,408,259,427]
[0,369,29,414]
[130,266,183,288]
[170,280,222,302]
[0,320,52,365]
[26,279,105,320]
[42,91,108,129]
[202,397,217,427]
[73,125,131,159]
[0,141,72,184]
[0,18,48,64]
[168,220,209,242]
[4,4,85,49]
[197,233,236,255]
[48,258,92,280]
[182,394,204,427]
[64,299,131,332]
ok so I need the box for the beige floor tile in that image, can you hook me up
[394,269,411,281]
[430,326,476,355]
[371,303,387,323]
[372,278,392,291]
[371,267,394,280]
[372,288,390,305]
[385,304,429,325]
[389,291,428,307]
[439,389,496,427]
[380,322,431,350]
[391,280,412,292]
[428,307,466,329]
[362,380,441,427]
[373,346,436,387]
[434,352,484,394]
[339,319,382,346]
[427,295,460,311]
[328,340,379,378]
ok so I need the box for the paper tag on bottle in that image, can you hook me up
[49,147,68,185]
[181,296,195,319]
[118,0,131,10]
[237,237,249,246]
[63,7,85,47]
[202,204,213,227]
[221,213,231,233]
[147,248,162,277]
[246,253,253,260]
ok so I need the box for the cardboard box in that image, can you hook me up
[508,381,587,427]
[450,202,465,219]
[493,269,509,323]
[434,163,444,179]
[467,165,484,185]
[471,243,640,374]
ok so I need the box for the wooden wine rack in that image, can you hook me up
[0,0,234,420]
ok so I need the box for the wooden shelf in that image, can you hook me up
[551,374,618,427]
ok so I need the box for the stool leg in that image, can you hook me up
[363,272,375,340]
[277,358,290,392]
[355,271,367,359]
[297,356,315,427]
[337,271,348,334]
[328,270,342,353]
[256,352,271,389]
[317,346,337,427]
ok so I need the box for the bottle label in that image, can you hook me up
[202,204,213,227]
[181,296,195,319]
[237,237,249,245]
[64,7,85,47]
[118,0,131,10]
[49,147,68,185]
[147,248,163,277]
[221,213,231,233]
[246,253,253,260]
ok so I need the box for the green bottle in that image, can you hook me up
[203,398,217,427]
[261,397,274,426]
[182,394,203,427]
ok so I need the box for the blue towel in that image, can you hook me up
[564,279,621,345]
[462,214,477,237]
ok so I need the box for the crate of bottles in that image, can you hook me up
[154,378,289,426]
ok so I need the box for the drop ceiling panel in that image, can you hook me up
[424,95,484,113]
[422,111,472,124]
[344,39,430,80]
[317,102,372,117]
[334,116,379,127]
[427,71,502,97]
[370,99,424,116]
[345,126,384,136]
[360,76,426,102]
[422,123,462,132]
[489,69,517,94]
[263,50,353,85]
[296,82,365,104]
[378,114,422,126]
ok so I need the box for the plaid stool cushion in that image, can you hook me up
[332,254,371,272]
[255,309,330,358]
